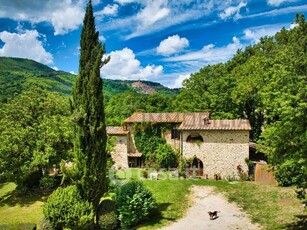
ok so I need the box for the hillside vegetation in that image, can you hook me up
[0,57,177,104]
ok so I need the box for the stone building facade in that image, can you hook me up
[106,112,251,179]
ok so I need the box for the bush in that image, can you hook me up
[37,217,53,230]
[155,144,177,169]
[17,169,43,191]
[113,181,156,229]
[39,176,58,190]
[43,185,94,229]
[97,199,118,230]
[275,159,306,187]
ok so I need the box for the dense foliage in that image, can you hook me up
[134,123,166,160]
[43,185,94,229]
[0,57,177,105]
[0,57,75,103]
[0,88,73,190]
[105,91,173,125]
[113,181,156,229]
[37,218,53,230]
[72,0,108,214]
[174,14,307,189]
[97,199,118,230]
[155,144,178,169]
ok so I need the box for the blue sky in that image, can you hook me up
[0,0,306,88]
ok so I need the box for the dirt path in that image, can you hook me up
[161,186,261,230]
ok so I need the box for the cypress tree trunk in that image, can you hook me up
[73,0,109,216]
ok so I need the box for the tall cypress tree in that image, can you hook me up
[73,0,109,214]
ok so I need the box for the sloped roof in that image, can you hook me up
[124,112,210,123]
[106,126,129,135]
[127,152,143,157]
[179,119,251,130]
[125,112,251,131]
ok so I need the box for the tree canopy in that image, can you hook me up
[0,88,73,189]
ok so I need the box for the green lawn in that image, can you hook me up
[0,169,306,229]
[0,182,48,229]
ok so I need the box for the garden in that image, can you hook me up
[0,168,306,229]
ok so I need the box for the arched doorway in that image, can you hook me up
[187,157,204,177]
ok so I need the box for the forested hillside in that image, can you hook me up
[0,57,178,125]
[174,14,306,189]
[0,57,75,102]
[0,57,177,103]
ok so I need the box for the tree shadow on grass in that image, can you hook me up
[283,215,307,229]
[136,202,176,229]
[0,187,50,208]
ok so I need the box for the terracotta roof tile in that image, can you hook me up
[124,112,210,123]
[179,119,251,130]
[127,152,143,157]
[106,126,129,135]
[125,112,251,131]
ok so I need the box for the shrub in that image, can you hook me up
[155,144,177,169]
[178,155,187,178]
[113,181,156,229]
[142,169,149,178]
[43,185,94,229]
[17,169,43,191]
[275,159,306,187]
[97,199,118,230]
[37,217,53,230]
[39,176,58,190]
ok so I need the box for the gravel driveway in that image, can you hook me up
[160,186,261,230]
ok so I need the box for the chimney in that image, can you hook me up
[204,117,210,125]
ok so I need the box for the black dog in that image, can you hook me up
[208,211,220,220]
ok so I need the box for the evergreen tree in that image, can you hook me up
[72,0,109,215]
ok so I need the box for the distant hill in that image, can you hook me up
[0,57,178,103]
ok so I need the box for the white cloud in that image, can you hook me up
[0,0,85,35]
[70,71,77,75]
[157,35,189,56]
[290,23,298,29]
[243,24,285,43]
[174,74,190,88]
[96,4,119,17]
[51,4,84,35]
[165,36,242,65]
[243,4,307,19]
[115,0,137,4]
[51,66,59,71]
[92,0,102,5]
[102,0,218,40]
[99,35,106,42]
[267,0,298,6]
[219,2,247,20]
[136,0,170,28]
[101,48,163,80]
[0,30,53,65]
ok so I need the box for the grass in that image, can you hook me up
[0,169,306,229]
[0,182,47,230]
[116,169,306,229]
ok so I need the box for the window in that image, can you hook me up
[171,129,180,139]
[186,133,204,143]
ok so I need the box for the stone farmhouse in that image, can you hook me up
[106,112,251,179]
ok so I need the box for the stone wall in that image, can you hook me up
[126,124,138,154]
[182,130,249,179]
[110,135,129,169]
[163,129,180,151]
